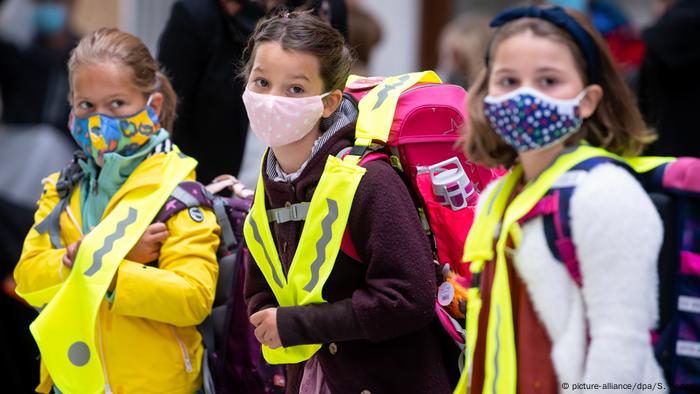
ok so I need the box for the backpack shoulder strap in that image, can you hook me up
[337,148,390,262]
[34,150,86,249]
[525,156,631,286]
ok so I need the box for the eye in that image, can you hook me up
[539,77,558,87]
[254,78,269,88]
[499,77,517,87]
[288,85,305,95]
[78,101,93,110]
[110,99,125,109]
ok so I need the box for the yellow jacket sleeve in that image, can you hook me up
[14,173,72,307]
[111,207,220,326]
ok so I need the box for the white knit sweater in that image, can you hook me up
[477,163,668,394]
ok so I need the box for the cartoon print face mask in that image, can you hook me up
[70,98,160,165]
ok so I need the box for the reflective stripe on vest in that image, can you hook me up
[17,150,196,394]
[244,153,366,365]
[454,145,674,394]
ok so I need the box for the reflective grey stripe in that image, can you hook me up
[213,199,236,250]
[371,74,410,110]
[303,199,339,292]
[84,208,138,277]
[248,217,284,288]
[171,186,200,208]
[267,202,310,224]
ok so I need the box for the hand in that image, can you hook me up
[61,237,83,269]
[250,308,282,349]
[125,223,169,263]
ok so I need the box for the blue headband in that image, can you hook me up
[487,6,601,84]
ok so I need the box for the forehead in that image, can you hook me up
[492,31,580,74]
[251,41,321,80]
[72,62,138,97]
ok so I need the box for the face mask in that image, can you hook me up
[33,3,67,36]
[70,98,160,166]
[242,88,329,147]
[483,86,588,152]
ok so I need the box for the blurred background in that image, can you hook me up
[1,0,696,392]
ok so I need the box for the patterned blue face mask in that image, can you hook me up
[69,99,160,166]
[483,86,588,152]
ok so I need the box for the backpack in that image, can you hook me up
[154,177,286,394]
[341,73,505,352]
[520,153,700,393]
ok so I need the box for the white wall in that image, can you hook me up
[362,0,420,76]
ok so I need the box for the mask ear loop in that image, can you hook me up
[320,91,334,118]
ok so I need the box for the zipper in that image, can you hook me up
[96,315,113,394]
[170,326,193,373]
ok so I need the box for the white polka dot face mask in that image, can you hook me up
[483,86,588,152]
[242,88,329,147]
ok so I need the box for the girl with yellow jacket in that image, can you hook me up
[14,29,219,394]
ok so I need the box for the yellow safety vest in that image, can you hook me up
[244,71,442,364]
[16,150,197,394]
[453,144,674,394]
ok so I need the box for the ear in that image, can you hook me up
[579,84,603,119]
[322,89,343,118]
[148,92,165,119]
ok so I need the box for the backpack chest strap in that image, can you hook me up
[267,202,310,224]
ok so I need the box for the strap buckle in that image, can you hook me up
[267,202,310,224]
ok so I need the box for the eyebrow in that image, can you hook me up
[290,74,310,81]
[74,94,127,102]
[492,67,517,75]
[535,66,565,73]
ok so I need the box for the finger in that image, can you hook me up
[254,326,267,343]
[147,223,168,234]
[250,311,264,327]
[62,254,73,269]
[149,229,169,244]
[67,244,78,260]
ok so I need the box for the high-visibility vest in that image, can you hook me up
[16,150,196,394]
[453,144,674,394]
[244,71,442,365]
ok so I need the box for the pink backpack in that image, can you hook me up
[341,73,505,346]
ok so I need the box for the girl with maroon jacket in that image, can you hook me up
[240,11,452,394]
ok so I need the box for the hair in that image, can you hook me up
[67,28,178,130]
[348,4,382,67]
[438,13,490,87]
[239,10,355,93]
[464,8,654,168]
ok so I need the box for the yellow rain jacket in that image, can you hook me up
[14,152,220,394]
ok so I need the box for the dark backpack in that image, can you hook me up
[521,155,700,393]
[155,179,286,394]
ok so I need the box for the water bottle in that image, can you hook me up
[429,157,477,211]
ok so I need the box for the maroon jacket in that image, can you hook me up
[244,108,452,393]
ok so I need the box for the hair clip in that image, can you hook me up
[283,12,290,19]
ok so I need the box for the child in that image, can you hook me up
[241,11,452,394]
[14,28,219,394]
[456,6,666,393]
